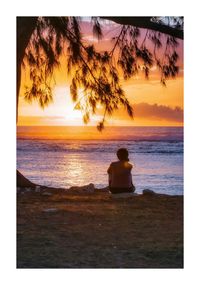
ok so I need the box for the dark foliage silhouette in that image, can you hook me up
[17,16,183,130]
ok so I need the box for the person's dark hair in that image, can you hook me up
[117,148,129,161]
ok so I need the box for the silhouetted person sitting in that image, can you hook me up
[107,148,135,194]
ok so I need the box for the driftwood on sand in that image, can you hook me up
[17,170,36,188]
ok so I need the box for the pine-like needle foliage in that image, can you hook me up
[21,16,183,130]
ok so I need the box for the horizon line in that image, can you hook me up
[17,125,183,128]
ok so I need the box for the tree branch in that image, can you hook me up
[101,17,183,40]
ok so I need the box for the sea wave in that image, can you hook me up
[17,140,183,154]
[17,126,183,141]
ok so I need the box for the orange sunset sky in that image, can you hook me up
[18,18,183,127]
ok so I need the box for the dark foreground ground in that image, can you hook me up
[17,189,183,268]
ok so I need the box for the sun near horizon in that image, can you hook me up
[18,77,183,128]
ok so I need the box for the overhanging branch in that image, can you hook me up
[101,17,183,40]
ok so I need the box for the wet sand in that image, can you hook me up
[17,188,183,268]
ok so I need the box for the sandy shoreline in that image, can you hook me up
[17,187,183,268]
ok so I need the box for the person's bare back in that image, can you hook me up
[107,148,135,194]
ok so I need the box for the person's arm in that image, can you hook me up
[107,163,112,174]
[107,163,113,187]
[129,164,135,191]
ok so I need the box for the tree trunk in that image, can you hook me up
[17,17,38,119]
[17,17,38,186]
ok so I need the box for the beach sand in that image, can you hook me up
[17,188,183,268]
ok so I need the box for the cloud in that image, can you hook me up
[133,103,183,122]
[82,35,111,43]
[18,103,183,126]
[96,102,183,123]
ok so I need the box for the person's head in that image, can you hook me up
[116,148,129,161]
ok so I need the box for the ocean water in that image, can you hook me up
[17,126,183,195]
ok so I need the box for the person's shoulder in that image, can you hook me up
[110,161,119,166]
[126,162,133,169]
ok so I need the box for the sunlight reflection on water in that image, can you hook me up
[17,126,183,195]
[17,147,183,195]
